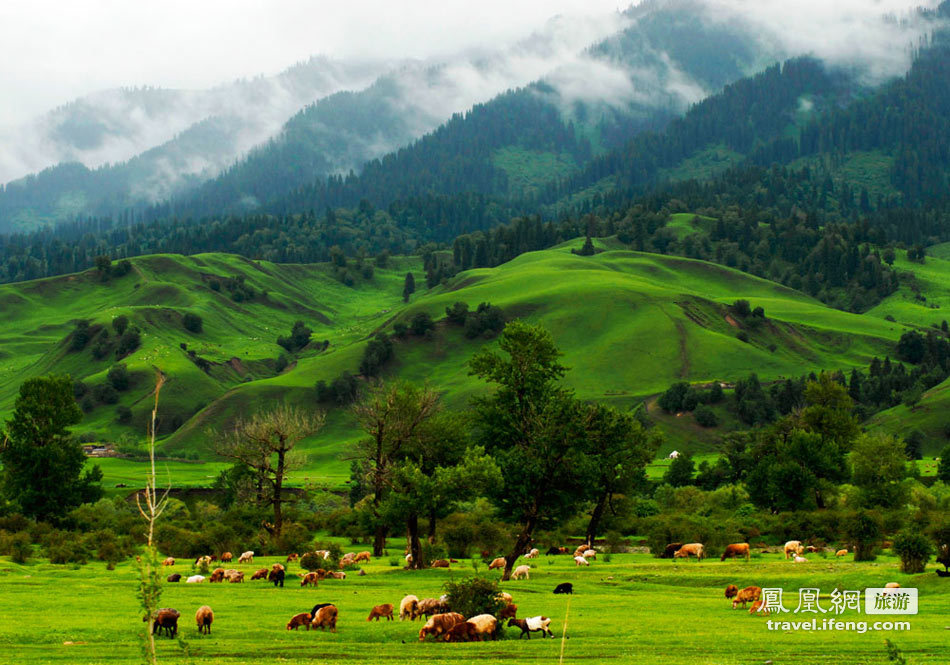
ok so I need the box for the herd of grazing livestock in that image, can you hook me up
[147,545,572,643]
[145,537,889,642]
[656,539,854,563]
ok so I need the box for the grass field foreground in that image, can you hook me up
[1,551,946,664]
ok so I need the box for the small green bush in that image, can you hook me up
[694,405,718,427]
[1,531,32,564]
[892,530,932,574]
[443,576,505,620]
[183,312,203,333]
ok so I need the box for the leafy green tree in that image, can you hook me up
[350,381,441,556]
[402,272,415,302]
[850,433,908,508]
[0,375,102,520]
[107,364,130,391]
[410,312,434,336]
[694,405,718,427]
[892,530,932,574]
[93,383,119,404]
[663,453,694,487]
[94,255,112,279]
[801,372,859,452]
[115,328,141,358]
[469,321,591,580]
[843,510,881,561]
[746,423,848,512]
[445,302,469,325]
[382,439,500,568]
[938,444,950,483]
[732,299,752,318]
[658,382,690,413]
[70,320,92,351]
[574,236,596,256]
[582,403,659,545]
[111,315,129,336]
[277,321,311,353]
[213,405,323,537]
[182,312,203,333]
[904,430,925,459]
[359,333,393,377]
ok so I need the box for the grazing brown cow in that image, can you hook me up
[300,572,320,587]
[430,559,450,568]
[445,621,479,643]
[209,568,226,583]
[487,557,506,570]
[467,614,498,641]
[784,541,803,559]
[311,605,338,632]
[835,549,848,557]
[162,557,175,566]
[399,595,419,620]
[220,552,233,562]
[286,613,312,630]
[286,553,299,562]
[418,612,465,641]
[417,597,448,617]
[145,608,180,638]
[732,586,762,609]
[251,568,268,580]
[724,584,739,599]
[720,543,750,561]
[673,543,705,561]
[353,551,371,563]
[367,604,394,622]
[195,606,214,634]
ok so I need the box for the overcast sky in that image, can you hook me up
[0,0,628,128]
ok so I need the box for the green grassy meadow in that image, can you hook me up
[1,550,946,664]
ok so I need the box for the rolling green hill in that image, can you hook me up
[866,248,950,329]
[0,238,920,489]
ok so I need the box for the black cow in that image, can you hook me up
[310,603,333,618]
[269,568,285,587]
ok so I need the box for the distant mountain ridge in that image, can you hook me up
[0,0,778,231]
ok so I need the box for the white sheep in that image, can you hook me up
[574,555,589,566]
[523,548,539,559]
[186,575,205,583]
[793,556,807,564]
[512,565,531,580]
[238,550,254,563]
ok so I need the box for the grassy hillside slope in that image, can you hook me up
[0,239,914,487]
[866,248,950,329]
